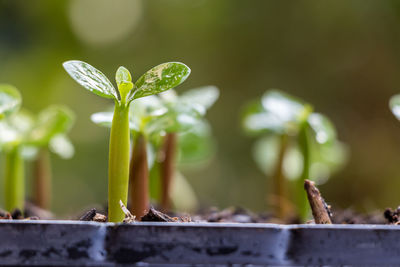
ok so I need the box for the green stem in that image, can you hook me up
[297,122,311,221]
[4,146,24,212]
[108,104,130,222]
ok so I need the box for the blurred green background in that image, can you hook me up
[1,0,400,216]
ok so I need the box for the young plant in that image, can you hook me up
[0,103,74,213]
[27,106,75,210]
[0,84,23,212]
[242,89,347,221]
[64,60,190,222]
[91,95,168,218]
[151,86,219,211]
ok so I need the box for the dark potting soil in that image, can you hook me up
[0,203,396,225]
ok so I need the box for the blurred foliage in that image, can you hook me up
[1,0,400,215]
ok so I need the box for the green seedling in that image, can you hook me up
[0,103,74,213]
[92,95,169,218]
[151,86,219,211]
[0,84,22,211]
[242,89,347,221]
[28,106,75,210]
[64,60,190,222]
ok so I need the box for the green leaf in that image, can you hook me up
[0,110,35,148]
[49,134,75,159]
[63,60,119,101]
[115,66,134,103]
[28,105,75,146]
[131,62,190,100]
[0,84,21,119]
[179,86,219,115]
[307,113,336,144]
[261,89,310,124]
[115,66,132,86]
[171,171,198,212]
[390,94,400,121]
[242,101,285,134]
[177,120,215,164]
[91,111,113,128]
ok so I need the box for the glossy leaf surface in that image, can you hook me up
[131,62,190,100]
[63,60,119,101]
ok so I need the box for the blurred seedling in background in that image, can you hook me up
[242,89,348,221]
[28,106,75,210]
[0,84,74,213]
[64,60,190,222]
[91,86,218,217]
[139,86,219,212]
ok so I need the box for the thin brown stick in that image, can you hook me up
[272,134,290,219]
[129,134,149,220]
[304,179,332,224]
[33,148,51,210]
[160,133,177,212]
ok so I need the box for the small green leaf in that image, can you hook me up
[91,111,113,128]
[307,113,336,144]
[28,105,75,146]
[390,94,400,121]
[131,62,190,100]
[49,134,75,159]
[179,86,219,115]
[0,110,35,148]
[0,84,21,119]
[177,120,215,164]
[63,60,119,101]
[116,66,134,103]
[116,66,132,86]
[261,90,310,124]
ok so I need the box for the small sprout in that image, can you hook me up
[0,108,34,212]
[0,84,22,120]
[242,89,347,221]
[26,105,75,210]
[64,60,190,222]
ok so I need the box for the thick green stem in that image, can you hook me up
[273,134,289,220]
[129,133,149,219]
[4,146,24,212]
[297,122,311,221]
[33,148,52,210]
[108,104,130,222]
[160,133,177,212]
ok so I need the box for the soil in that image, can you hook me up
[0,202,395,225]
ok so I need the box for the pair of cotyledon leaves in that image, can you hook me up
[243,89,347,184]
[63,60,191,105]
[243,89,336,145]
[0,86,75,159]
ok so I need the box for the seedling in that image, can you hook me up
[64,60,190,222]
[152,86,219,211]
[242,89,347,220]
[28,106,75,210]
